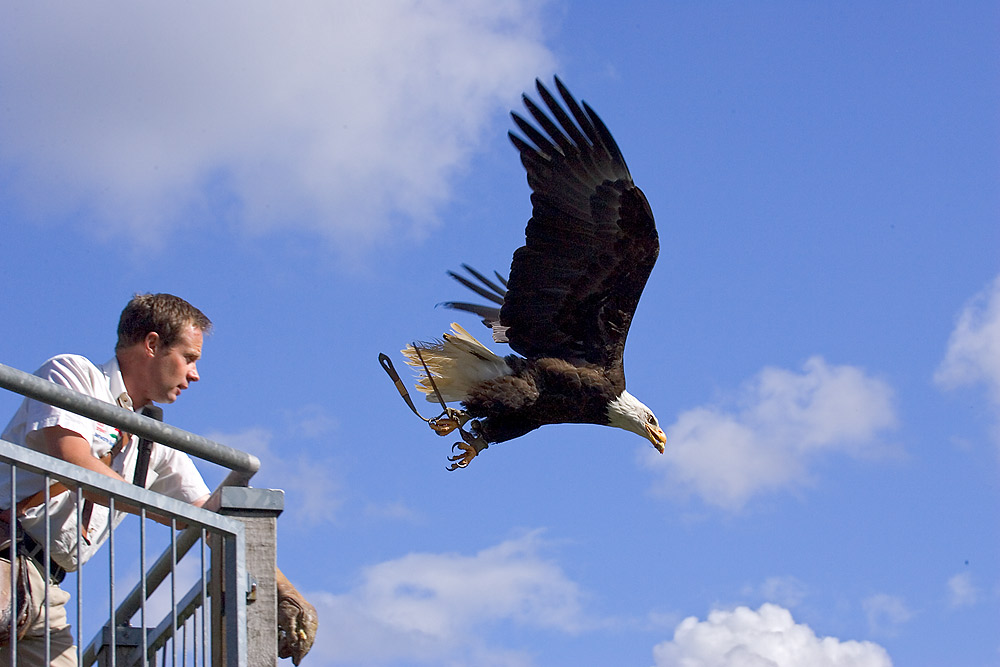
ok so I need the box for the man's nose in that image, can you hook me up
[188,365,200,383]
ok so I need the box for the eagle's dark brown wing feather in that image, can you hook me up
[500,78,658,385]
[442,78,658,391]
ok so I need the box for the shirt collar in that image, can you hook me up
[101,356,134,411]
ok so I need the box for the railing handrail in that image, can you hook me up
[0,362,259,480]
[0,437,244,541]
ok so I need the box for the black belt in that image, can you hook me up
[19,529,67,585]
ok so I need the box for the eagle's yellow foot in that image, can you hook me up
[447,442,479,470]
[447,429,489,471]
[429,408,469,437]
[429,417,460,436]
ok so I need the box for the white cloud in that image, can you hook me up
[642,357,898,510]
[947,571,979,609]
[305,530,588,665]
[862,594,913,637]
[936,273,1000,412]
[0,1,555,253]
[652,603,892,667]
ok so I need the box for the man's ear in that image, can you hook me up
[143,331,161,357]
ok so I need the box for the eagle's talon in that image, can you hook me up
[447,442,479,470]
[446,432,490,470]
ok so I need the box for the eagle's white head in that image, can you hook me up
[606,390,666,453]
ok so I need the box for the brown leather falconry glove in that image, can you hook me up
[276,569,318,664]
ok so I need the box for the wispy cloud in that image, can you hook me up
[862,593,913,638]
[642,357,898,510]
[741,575,810,609]
[0,2,555,254]
[304,530,590,665]
[936,273,1000,437]
[206,403,429,526]
[206,422,345,525]
[652,603,892,667]
[946,571,979,609]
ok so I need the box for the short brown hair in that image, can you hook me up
[116,294,212,351]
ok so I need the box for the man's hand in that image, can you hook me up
[276,569,317,664]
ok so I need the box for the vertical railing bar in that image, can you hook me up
[171,518,178,667]
[222,532,230,667]
[200,529,207,667]
[76,486,84,667]
[43,475,52,666]
[192,606,198,667]
[140,507,148,667]
[7,465,16,666]
[109,495,116,667]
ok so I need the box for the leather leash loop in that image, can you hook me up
[379,353,431,423]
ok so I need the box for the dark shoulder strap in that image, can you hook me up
[132,404,162,487]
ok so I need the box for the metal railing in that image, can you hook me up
[0,362,276,666]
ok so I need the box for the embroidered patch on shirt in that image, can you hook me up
[93,422,117,454]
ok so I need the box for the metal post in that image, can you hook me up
[211,487,283,667]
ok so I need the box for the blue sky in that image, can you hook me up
[1,2,998,665]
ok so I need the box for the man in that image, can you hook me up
[0,294,317,665]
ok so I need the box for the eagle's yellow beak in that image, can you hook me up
[646,423,667,454]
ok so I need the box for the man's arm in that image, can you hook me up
[37,425,126,484]
[33,426,173,524]
[37,425,133,510]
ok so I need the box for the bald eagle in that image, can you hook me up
[400,76,665,468]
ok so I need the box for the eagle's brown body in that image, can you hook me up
[462,356,621,443]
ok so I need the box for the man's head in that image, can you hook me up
[116,293,212,352]
[116,294,212,407]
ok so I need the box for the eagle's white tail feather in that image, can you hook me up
[402,323,511,403]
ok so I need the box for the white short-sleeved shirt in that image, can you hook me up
[0,354,210,571]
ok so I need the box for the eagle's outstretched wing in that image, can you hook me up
[446,77,658,388]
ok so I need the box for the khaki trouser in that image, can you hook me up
[0,557,76,667]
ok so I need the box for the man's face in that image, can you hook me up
[149,324,204,404]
